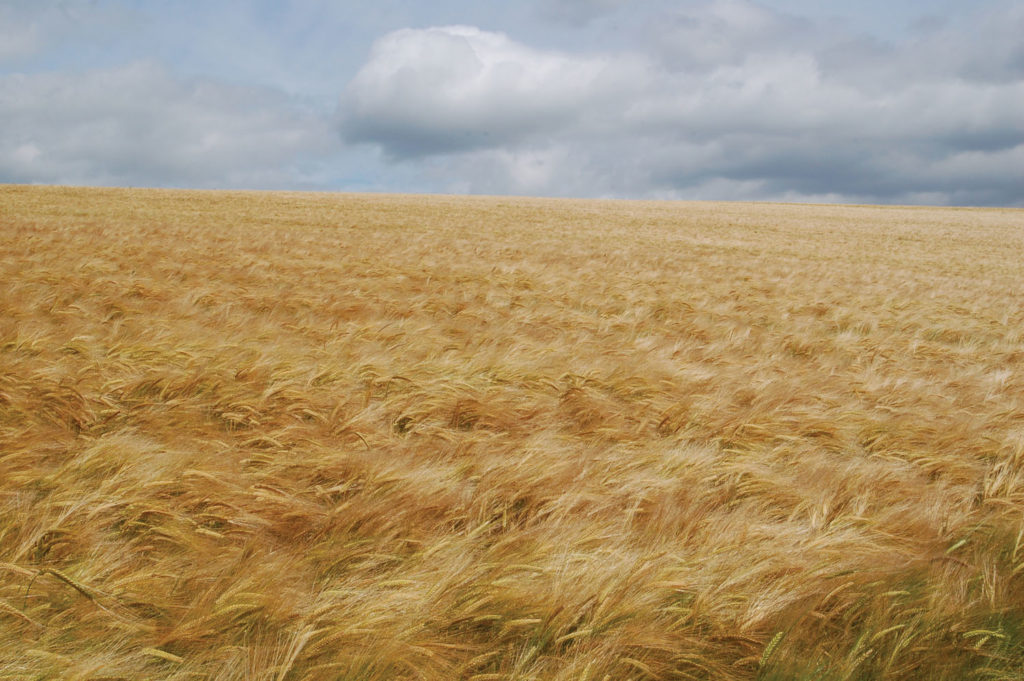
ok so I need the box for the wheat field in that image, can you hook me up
[1,184,1023,680]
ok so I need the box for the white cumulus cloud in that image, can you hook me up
[341,25,645,158]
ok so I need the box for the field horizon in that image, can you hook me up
[2,184,1023,680]
[9,183,1024,210]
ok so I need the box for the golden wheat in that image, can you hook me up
[1,185,1023,680]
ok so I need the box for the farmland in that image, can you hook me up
[1,185,1023,680]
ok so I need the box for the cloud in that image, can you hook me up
[340,25,644,158]
[0,62,338,189]
[3,0,1021,205]
[340,1,1024,205]
[650,0,818,71]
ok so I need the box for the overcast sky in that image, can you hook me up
[2,1,1022,205]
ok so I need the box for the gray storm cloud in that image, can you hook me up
[339,1,1024,205]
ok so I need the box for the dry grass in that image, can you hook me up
[1,184,1023,680]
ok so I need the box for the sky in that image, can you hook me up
[1,0,1022,206]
